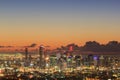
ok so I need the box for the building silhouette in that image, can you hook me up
[39,45,45,68]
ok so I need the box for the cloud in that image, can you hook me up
[0,45,14,48]
[0,46,4,48]
[28,43,37,47]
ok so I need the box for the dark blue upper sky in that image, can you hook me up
[0,0,120,12]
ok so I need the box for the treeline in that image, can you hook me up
[58,41,120,52]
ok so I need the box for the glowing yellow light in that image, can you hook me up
[45,57,49,60]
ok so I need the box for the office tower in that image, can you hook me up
[39,45,45,68]
[88,54,94,66]
[75,55,81,67]
[99,55,104,66]
[50,55,57,67]
[93,55,98,66]
[25,47,28,60]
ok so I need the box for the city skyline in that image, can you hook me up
[0,0,120,49]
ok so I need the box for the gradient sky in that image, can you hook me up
[0,0,120,49]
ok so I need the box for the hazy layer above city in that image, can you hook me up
[0,41,120,53]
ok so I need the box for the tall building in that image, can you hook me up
[88,54,94,66]
[75,55,81,67]
[93,55,98,66]
[99,55,104,66]
[24,47,29,67]
[39,45,45,68]
[50,55,57,67]
[25,47,28,60]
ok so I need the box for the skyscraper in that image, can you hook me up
[39,45,45,68]
[25,47,28,60]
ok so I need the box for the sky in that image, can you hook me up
[0,0,120,49]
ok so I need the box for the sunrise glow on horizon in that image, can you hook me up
[0,0,120,49]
